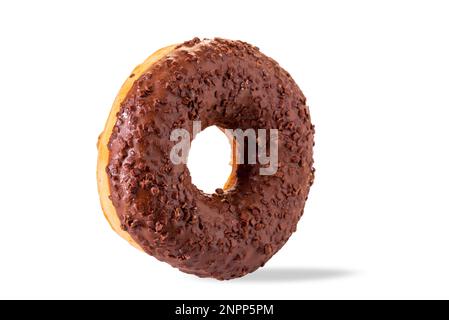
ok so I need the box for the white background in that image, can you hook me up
[0,0,448,299]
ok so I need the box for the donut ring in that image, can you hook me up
[97,38,314,280]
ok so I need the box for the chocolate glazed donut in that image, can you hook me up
[97,38,315,280]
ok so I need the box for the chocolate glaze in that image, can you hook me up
[107,38,314,280]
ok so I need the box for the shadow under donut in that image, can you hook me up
[236,267,356,283]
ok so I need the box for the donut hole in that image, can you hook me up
[187,126,233,194]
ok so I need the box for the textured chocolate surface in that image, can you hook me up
[107,38,314,279]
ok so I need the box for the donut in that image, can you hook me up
[97,38,315,280]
